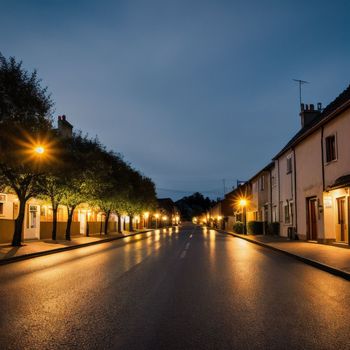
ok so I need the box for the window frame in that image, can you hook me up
[286,156,292,174]
[284,204,290,224]
[325,134,337,164]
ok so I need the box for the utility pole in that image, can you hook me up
[222,179,226,198]
[293,79,309,111]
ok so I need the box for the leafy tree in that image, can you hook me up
[175,192,214,221]
[89,150,128,235]
[0,54,53,246]
[61,133,103,240]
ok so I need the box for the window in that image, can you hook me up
[286,157,292,174]
[271,175,276,187]
[259,175,265,191]
[0,202,3,215]
[284,204,290,224]
[325,135,337,163]
[28,205,38,229]
[40,206,47,217]
[272,206,277,222]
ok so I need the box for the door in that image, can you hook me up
[24,204,40,240]
[307,198,318,241]
[337,197,346,242]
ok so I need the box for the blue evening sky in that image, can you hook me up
[1,0,349,200]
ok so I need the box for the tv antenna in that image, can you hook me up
[293,79,309,110]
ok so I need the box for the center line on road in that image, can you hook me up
[185,242,190,250]
[180,251,187,259]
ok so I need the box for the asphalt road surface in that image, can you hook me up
[1,224,350,350]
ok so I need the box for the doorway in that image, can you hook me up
[337,197,347,242]
[307,197,318,241]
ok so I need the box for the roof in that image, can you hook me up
[248,161,275,181]
[273,83,350,159]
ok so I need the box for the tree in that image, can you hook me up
[89,150,128,235]
[61,134,103,240]
[123,168,157,232]
[0,54,53,246]
[175,192,214,221]
[38,171,66,240]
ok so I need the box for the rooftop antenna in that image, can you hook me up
[293,79,309,111]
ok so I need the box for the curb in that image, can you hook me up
[217,229,350,281]
[0,229,155,266]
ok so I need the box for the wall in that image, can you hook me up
[295,129,324,240]
[271,161,279,223]
[322,109,350,243]
[0,219,15,243]
[277,151,296,237]
[323,109,350,188]
[40,221,80,239]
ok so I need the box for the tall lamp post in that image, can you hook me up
[239,199,247,234]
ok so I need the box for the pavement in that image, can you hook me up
[1,225,350,350]
[220,228,350,280]
[0,229,154,264]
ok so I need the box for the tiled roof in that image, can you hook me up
[273,83,350,159]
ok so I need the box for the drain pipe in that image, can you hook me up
[292,148,298,234]
[321,126,325,191]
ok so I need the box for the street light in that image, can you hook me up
[34,146,45,154]
[239,198,247,234]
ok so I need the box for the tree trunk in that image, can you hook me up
[117,213,122,233]
[52,204,58,241]
[129,215,134,232]
[65,206,75,241]
[104,210,110,235]
[12,197,26,246]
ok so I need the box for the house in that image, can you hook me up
[249,162,274,233]
[273,84,350,243]
[0,193,42,243]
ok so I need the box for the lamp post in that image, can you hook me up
[239,199,247,234]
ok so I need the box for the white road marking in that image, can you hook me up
[180,251,187,259]
[185,242,190,250]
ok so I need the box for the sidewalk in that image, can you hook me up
[0,229,154,264]
[221,229,350,280]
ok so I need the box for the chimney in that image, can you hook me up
[300,103,321,128]
[57,115,73,138]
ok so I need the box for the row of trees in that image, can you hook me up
[0,54,157,246]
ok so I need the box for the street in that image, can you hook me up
[1,224,350,350]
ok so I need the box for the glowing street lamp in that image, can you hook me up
[34,146,45,154]
[239,198,247,234]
